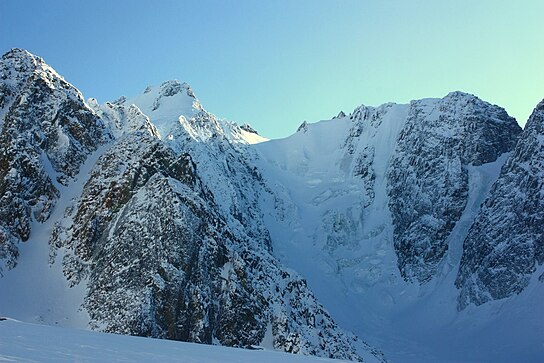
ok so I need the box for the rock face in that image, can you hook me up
[43,75,381,360]
[0,49,109,274]
[456,99,544,309]
[387,92,521,282]
[51,127,375,362]
[50,132,193,285]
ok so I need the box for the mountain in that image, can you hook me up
[387,92,521,283]
[456,99,544,308]
[251,94,541,362]
[0,50,381,363]
[1,48,542,362]
[0,49,110,274]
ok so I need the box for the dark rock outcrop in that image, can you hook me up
[51,131,375,361]
[0,49,109,273]
[456,99,544,309]
[387,92,521,282]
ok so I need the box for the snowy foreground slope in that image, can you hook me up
[1,48,543,362]
[0,319,353,363]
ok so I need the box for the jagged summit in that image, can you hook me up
[344,91,515,128]
[1,48,45,70]
[0,48,86,115]
[0,48,65,85]
[105,79,268,145]
[133,80,203,111]
[122,80,204,138]
[240,123,259,134]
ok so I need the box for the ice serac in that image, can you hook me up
[387,92,522,282]
[456,99,544,309]
[0,49,109,273]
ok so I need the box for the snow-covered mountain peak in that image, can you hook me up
[144,79,200,105]
[431,91,514,124]
[161,80,196,97]
[1,48,45,73]
[0,49,88,117]
[124,80,204,138]
[1,48,66,87]
[0,49,110,274]
[444,90,477,99]
[98,79,268,146]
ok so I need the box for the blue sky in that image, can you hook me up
[1,0,543,138]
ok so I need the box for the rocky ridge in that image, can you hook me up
[387,92,521,282]
[0,49,109,274]
[456,99,544,308]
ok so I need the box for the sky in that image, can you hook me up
[1,0,543,139]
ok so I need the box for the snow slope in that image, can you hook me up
[0,144,111,328]
[0,318,353,363]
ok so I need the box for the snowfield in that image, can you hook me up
[0,319,351,363]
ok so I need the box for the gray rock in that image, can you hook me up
[456,99,544,309]
[387,92,521,282]
[52,131,374,361]
[0,49,109,274]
